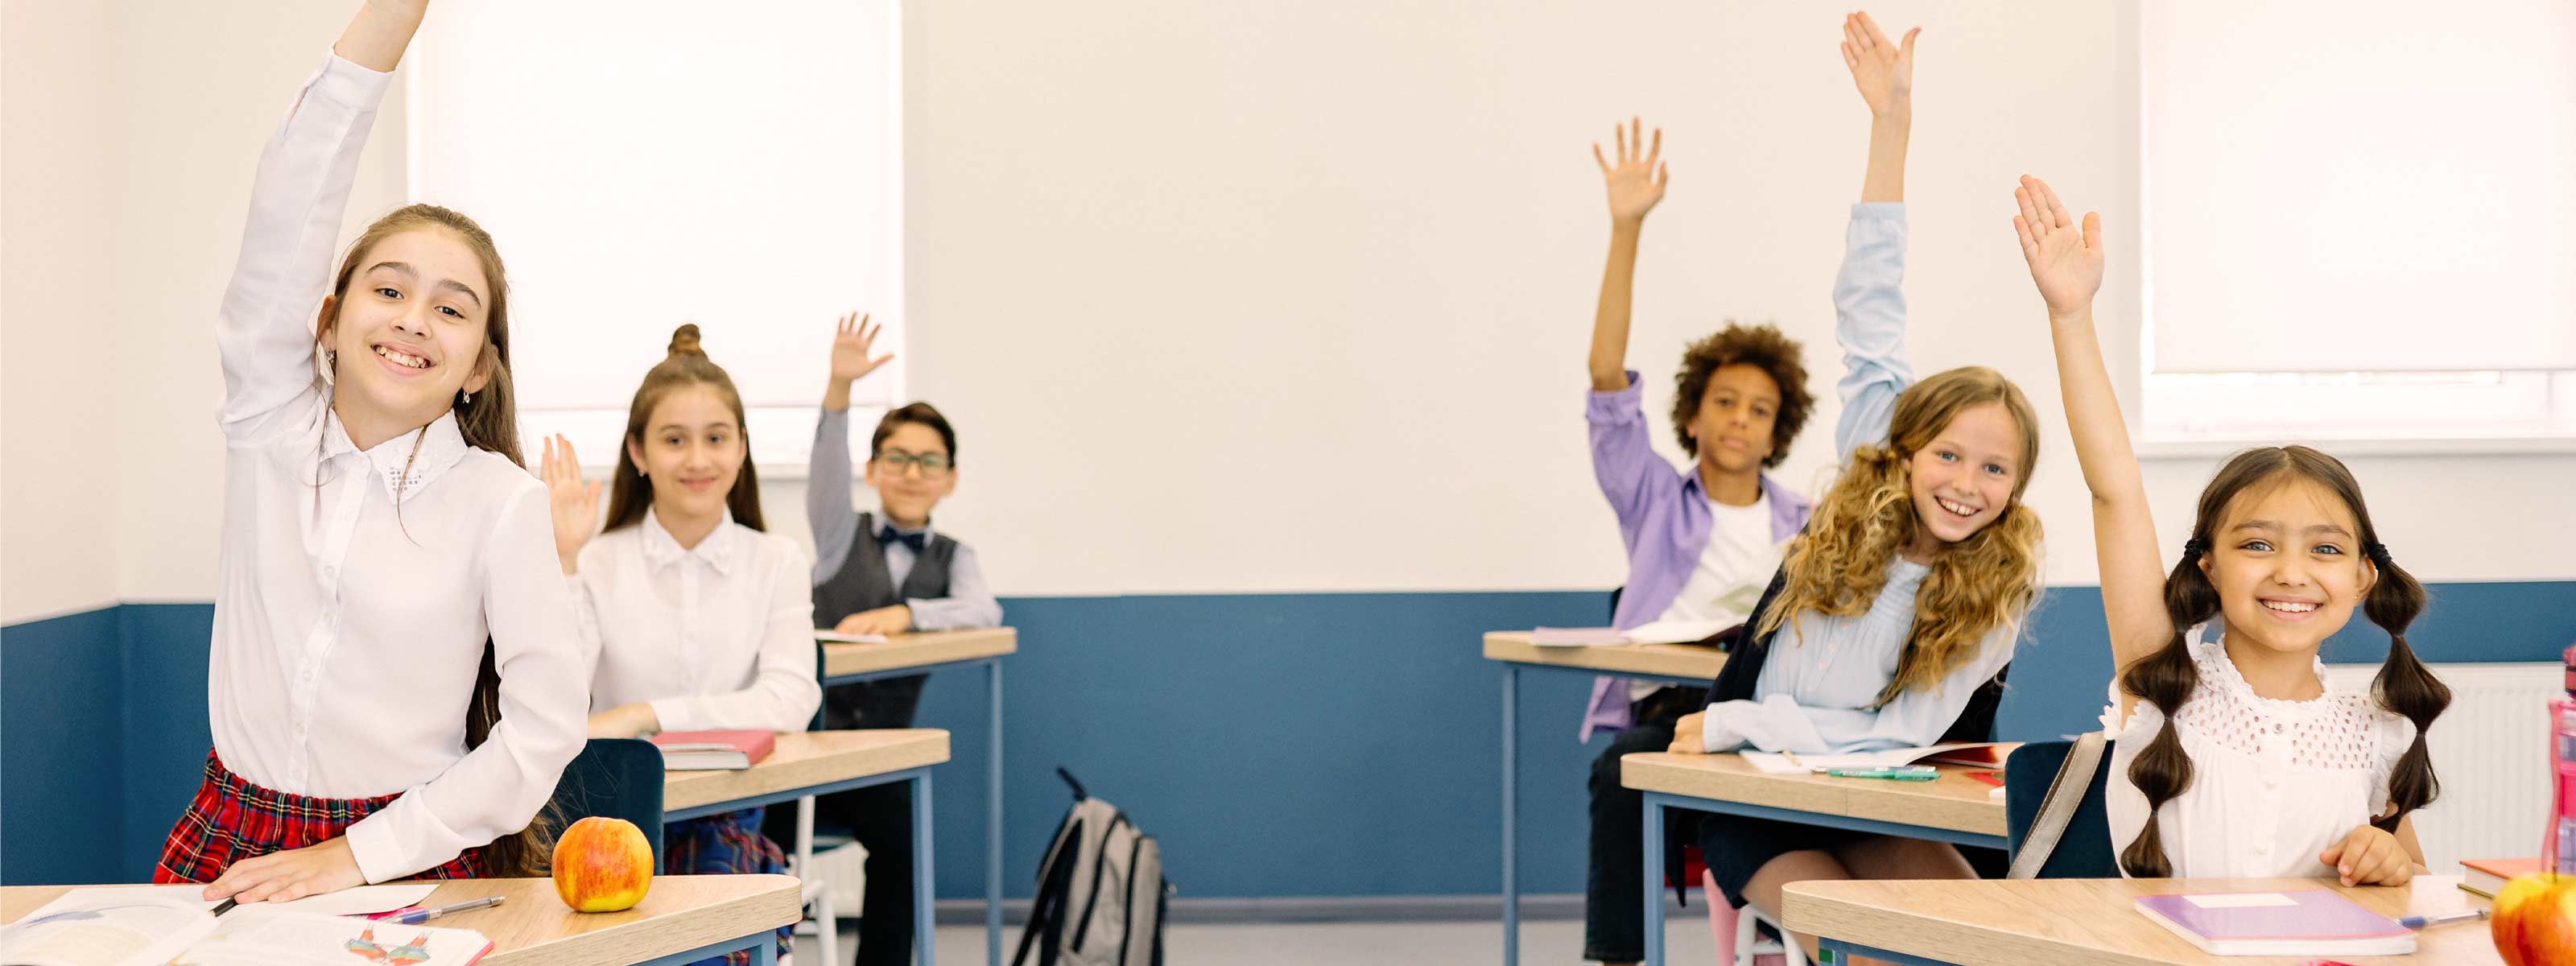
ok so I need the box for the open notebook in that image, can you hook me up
[1738,742,2008,774]
[2132,890,2414,957]
[1,890,489,966]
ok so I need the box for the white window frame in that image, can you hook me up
[2122,0,2576,457]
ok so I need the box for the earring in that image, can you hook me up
[461,390,473,405]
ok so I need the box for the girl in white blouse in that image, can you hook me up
[543,326,820,965]
[2017,174,2449,886]
[159,0,591,904]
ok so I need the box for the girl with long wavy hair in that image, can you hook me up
[2016,174,2446,886]
[1657,14,2048,965]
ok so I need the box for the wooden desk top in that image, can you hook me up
[821,626,1016,679]
[1482,631,1726,680]
[1620,751,2008,839]
[1783,875,2500,966]
[664,729,950,815]
[2,875,802,966]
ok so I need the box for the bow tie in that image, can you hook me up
[878,526,927,552]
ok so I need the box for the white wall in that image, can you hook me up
[2,0,122,623]
[28,0,2576,611]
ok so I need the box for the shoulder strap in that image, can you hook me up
[2006,732,2105,880]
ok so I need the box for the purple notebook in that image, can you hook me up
[2132,890,2414,956]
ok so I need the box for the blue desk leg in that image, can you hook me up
[1641,795,1665,966]
[1501,663,1518,966]
[753,936,778,965]
[988,658,1005,966]
[915,771,938,966]
[1822,937,1959,965]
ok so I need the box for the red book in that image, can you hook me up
[2461,857,2541,898]
[650,729,777,770]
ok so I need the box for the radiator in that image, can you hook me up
[2322,661,2557,873]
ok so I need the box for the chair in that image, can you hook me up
[1702,869,1800,966]
[550,738,667,874]
[2003,739,2120,878]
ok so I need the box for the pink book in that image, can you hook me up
[2132,889,2413,956]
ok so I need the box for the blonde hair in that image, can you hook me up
[1757,365,2045,702]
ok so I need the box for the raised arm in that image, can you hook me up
[1828,14,1919,460]
[1587,117,1668,392]
[811,312,892,582]
[2015,175,2168,690]
[1841,11,1917,204]
[215,7,416,443]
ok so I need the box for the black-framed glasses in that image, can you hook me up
[874,449,952,475]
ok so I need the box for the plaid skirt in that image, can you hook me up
[155,749,486,885]
[665,807,794,966]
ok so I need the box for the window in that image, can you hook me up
[406,0,904,471]
[2135,1,2576,448]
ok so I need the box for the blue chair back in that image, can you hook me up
[2003,739,2120,878]
[551,737,667,874]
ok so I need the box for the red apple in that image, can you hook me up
[2491,873,2576,966]
[551,816,654,912]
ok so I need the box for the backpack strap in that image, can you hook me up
[2006,732,2105,880]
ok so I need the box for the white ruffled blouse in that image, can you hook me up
[2102,624,2416,879]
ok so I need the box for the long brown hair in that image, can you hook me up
[319,204,551,875]
[602,324,766,534]
[2116,445,2449,877]
[1756,365,2045,702]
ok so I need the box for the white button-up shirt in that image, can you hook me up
[575,509,821,734]
[208,52,589,883]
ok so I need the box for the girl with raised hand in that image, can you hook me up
[159,0,589,902]
[545,324,819,965]
[1658,14,2046,964]
[2014,173,2447,885]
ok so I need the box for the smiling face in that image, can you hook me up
[2200,475,2374,656]
[319,228,493,427]
[864,422,957,525]
[1687,363,1782,475]
[625,384,745,525]
[1905,400,2025,546]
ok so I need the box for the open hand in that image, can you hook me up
[829,312,894,385]
[1840,11,1919,117]
[540,434,601,572]
[836,605,913,637]
[2012,175,2105,318]
[2320,824,2416,887]
[1593,117,1668,226]
[202,836,366,904]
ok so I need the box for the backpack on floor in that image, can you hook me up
[1013,768,1169,966]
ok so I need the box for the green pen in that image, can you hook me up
[1822,767,1939,781]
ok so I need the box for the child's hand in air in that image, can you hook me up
[2012,175,2105,319]
[1839,11,1919,118]
[1593,117,1667,228]
[829,312,894,385]
[540,434,601,574]
[836,605,913,637]
[2320,824,2416,887]
[203,836,365,904]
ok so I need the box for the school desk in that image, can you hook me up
[2,874,804,966]
[1781,874,2501,966]
[1484,630,1728,966]
[1621,749,2013,966]
[664,729,948,965]
[820,626,1013,964]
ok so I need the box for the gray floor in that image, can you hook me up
[903,917,1719,964]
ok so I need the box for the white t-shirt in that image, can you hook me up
[2103,625,2417,878]
[1635,493,1786,701]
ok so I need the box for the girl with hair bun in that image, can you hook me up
[543,324,819,966]
[2014,173,2447,886]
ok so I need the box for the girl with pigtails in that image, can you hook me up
[2012,173,2450,885]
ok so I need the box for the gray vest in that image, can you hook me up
[813,512,957,626]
